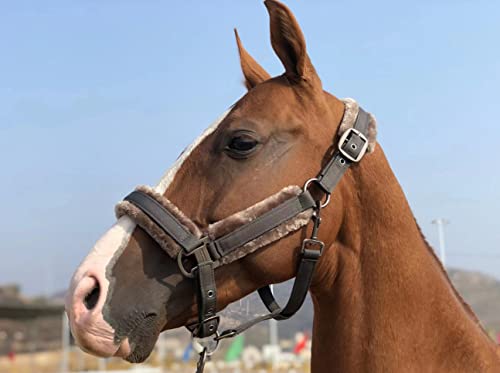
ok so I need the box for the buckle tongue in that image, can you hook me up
[338,127,368,162]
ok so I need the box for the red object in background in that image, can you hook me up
[497,332,500,345]
[7,349,15,362]
[293,333,309,354]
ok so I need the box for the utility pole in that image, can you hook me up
[269,285,278,346]
[269,284,279,369]
[432,218,449,267]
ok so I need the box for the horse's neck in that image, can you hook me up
[310,148,499,373]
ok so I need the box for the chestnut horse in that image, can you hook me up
[65,1,500,371]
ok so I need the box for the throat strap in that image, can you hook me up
[217,210,324,340]
[217,246,321,340]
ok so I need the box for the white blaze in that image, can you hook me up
[83,107,230,271]
[67,109,231,336]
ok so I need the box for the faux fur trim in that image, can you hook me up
[115,186,202,258]
[208,186,304,238]
[215,209,312,266]
[340,98,377,153]
[115,185,314,267]
[207,186,314,265]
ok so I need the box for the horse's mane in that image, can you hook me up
[414,219,487,330]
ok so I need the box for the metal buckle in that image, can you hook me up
[301,238,324,260]
[338,127,368,163]
[191,315,220,338]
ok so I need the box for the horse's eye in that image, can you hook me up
[229,136,257,151]
[225,133,259,158]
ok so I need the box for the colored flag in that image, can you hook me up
[182,342,193,362]
[224,334,245,362]
[293,333,308,354]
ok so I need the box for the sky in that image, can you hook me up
[0,0,499,296]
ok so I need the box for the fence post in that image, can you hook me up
[60,312,70,373]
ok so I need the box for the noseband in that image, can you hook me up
[117,103,373,371]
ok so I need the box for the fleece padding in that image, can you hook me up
[340,98,377,153]
[116,185,313,267]
[115,186,202,259]
[207,186,313,265]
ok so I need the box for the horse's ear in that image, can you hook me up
[264,0,320,87]
[234,28,271,90]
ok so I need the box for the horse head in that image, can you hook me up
[65,0,377,363]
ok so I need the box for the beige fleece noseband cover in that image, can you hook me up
[115,185,314,267]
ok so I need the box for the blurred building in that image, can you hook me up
[0,284,64,355]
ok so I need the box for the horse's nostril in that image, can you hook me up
[84,283,100,310]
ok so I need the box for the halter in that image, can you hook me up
[117,104,372,372]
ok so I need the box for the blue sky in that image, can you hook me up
[1,0,499,295]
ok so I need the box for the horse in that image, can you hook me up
[65,1,500,371]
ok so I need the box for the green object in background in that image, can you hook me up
[224,334,245,362]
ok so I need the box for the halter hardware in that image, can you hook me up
[304,178,331,208]
[338,127,369,162]
[301,206,324,260]
[120,106,372,373]
[177,237,220,278]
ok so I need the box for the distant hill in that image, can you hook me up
[449,269,500,330]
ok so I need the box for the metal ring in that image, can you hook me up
[320,193,331,209]
[192,332,220,356]
[303,177,318,191]
[177,251,196,279]
[303,178,331,209]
